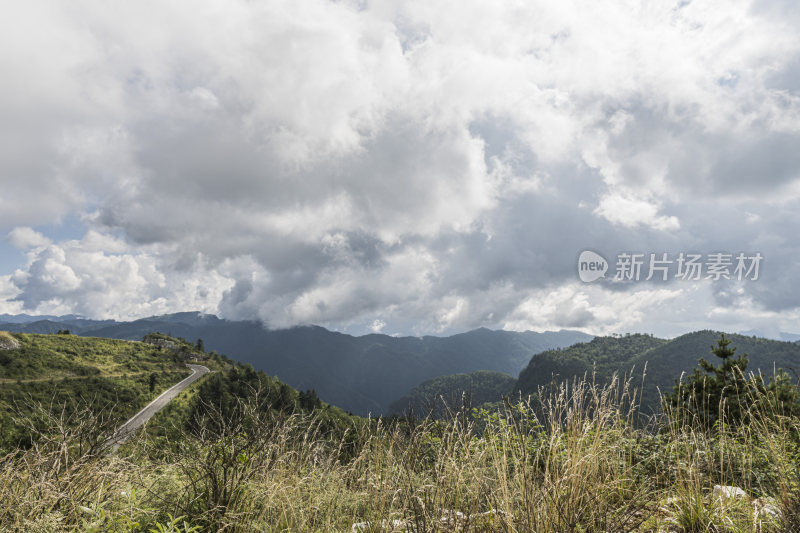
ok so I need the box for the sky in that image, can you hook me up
[1,0,800,338]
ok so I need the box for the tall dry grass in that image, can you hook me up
[1,372,797,532]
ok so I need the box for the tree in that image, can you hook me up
[196,338,204,352]
[299,389,321,411]
[665,334,763,428]
[149,372,158,393]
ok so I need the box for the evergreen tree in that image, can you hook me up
[666,334,763,428]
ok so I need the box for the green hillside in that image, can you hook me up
[631,331,800,412]
[144,347,359,450]
[0,331,192,450]
[514,333,666,397]
[388,370,516,418]
[514,331,800,413]
[0,331,358,453]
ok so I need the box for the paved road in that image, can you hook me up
[107,363,210,449]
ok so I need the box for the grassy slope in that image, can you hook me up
[0,332,191,450]
[3,373,799,532]
[142,353,361,453]
[3,331,800,531]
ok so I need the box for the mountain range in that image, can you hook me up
[0,312,592,415]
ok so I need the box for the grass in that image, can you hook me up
[0,333,191,451]
[1,370,798,532]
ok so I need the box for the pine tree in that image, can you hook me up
[666,334,763,428]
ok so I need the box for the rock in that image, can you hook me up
[351,519,409,532]
[142,334,202,360]
[0,332,20,350]
[143,336,179,350]
[753,497,781,519]
[480,508,513,520]
[439,509,466,526]
[474,509,514,528]
[713,485,747,501]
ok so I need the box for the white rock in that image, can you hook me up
[0,332,20,351]
[480,508,514,521]
[439,509,466,523]
[713,485,747,501]
[753,497,781,519]
[351,519,409,532]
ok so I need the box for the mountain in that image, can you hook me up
[0,330,355,452]
[514,331,800,414]
[739,329,800,343]
[0,313,592,415]
[0,317,116,334]
[388,370,516,418]
[161,323,590,415]
[0,313,92,324]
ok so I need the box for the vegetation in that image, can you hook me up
[143,348,358,453]
[515,331,800,414]
[0,332,191,451]
[388,370,516,418]
[665,334,800,430]
[1,333,800,531]
[1,313,592,415]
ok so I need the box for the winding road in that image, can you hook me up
[107,363,210,450]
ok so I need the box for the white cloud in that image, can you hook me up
[6,227,52,250]
[9,232,233,321]
[594,193,680,231]
[0,275,23,315]
[503,284,684,335]
[1,0,799,334]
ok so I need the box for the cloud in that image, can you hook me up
[8,233,233,321]
[370,319,387,333]
[1,0,799,335]
[6,227,52,250]
[594,193,680,232]
[503,284,684,335]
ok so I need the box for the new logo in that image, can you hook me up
[578,250,608,282]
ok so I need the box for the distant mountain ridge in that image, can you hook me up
[738,329,800,343]
[514,331,800,414]
[0,312,592,415]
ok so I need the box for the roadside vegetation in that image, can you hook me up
[1,333,799,532]
[0,332,192,450]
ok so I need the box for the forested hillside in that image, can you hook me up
[388,370,516,418]
[515,331,800,413]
